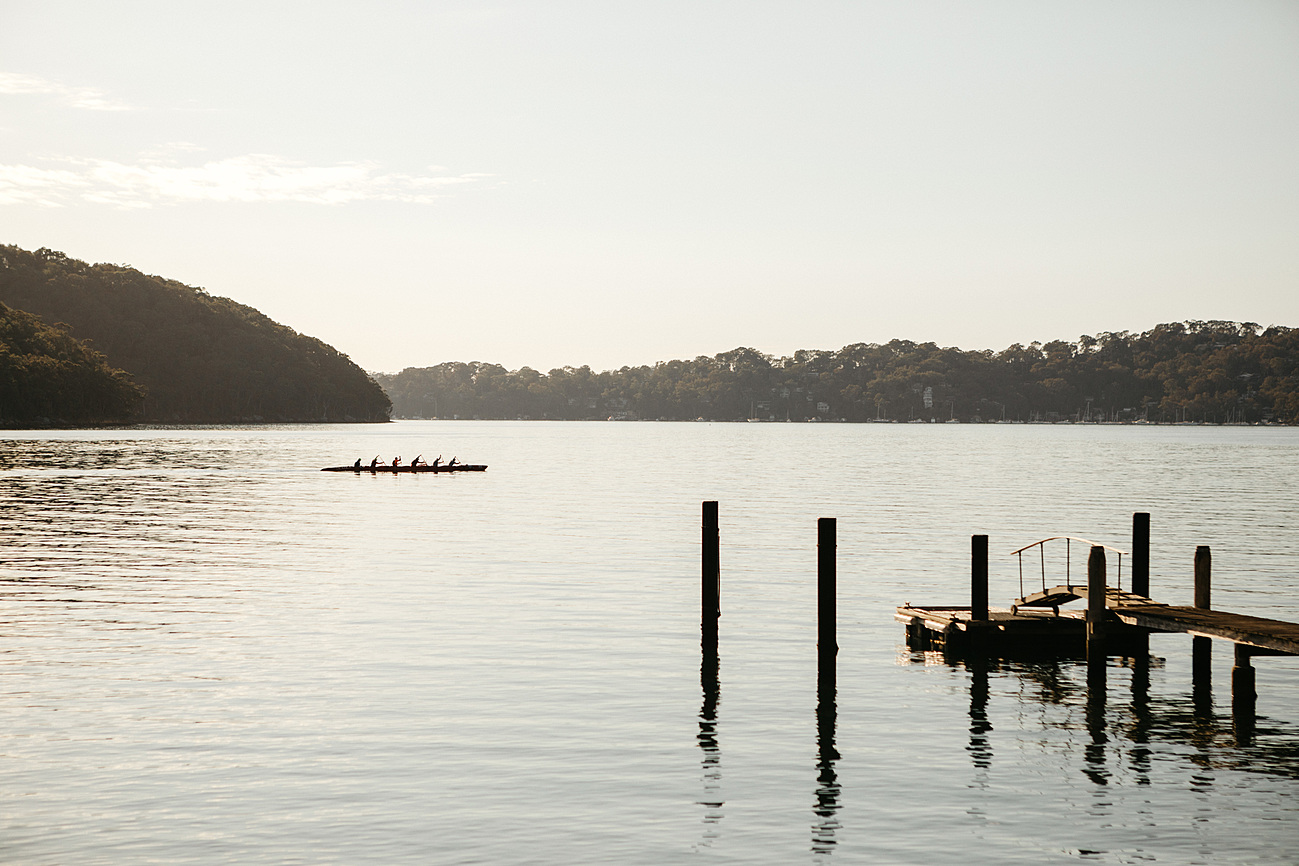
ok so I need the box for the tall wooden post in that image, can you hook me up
[1131,513,1150,598]
[971,535,989,621]
[1127,513,1151,655]
[815,517,838,851]
[818,518,837,689]
[702,501,720,646]
[1086,545,1107,661]
[1193,546,1211,609]
[1193,546,1211,680]
[1083,547,1111,777]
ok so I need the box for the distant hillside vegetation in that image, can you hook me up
[0,245,390,423]
[376,322,1299,424]
[1,300,143,427]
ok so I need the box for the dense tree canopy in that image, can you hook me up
[0,245,390,423]
[1,300,142,426]
[376,322,1299,424]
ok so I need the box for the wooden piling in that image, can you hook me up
[818,518,837,681]
[1193,545,1212,678]
[1127,513,1152,655]
[1232,643,1257,744]
[1086,545,1107,660]
[702,501,720,645]
[971,535,989,621]
[1192,645,1213,719]
[1132,513,1150,598]
[1194,546,1211,609]
[1085,544,1110,729]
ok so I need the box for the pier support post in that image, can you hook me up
[1194,545,1211,609]
[1193,546,1212,683]
[1232,643,1257,744]
[1085,552,1109,783]
[968,534,991,654]
[1192,648,1213,718]
[971,535,989,621]
[815,520,839,852]
[818,518,837,689]
[1126,513,1151,655]
[702,501,720,647]
[1086,545,1108,662]
[1132,513,1150,598]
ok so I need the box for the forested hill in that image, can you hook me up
[0,245,390,423]
[1,301,142,427]
[376,322,1299,424]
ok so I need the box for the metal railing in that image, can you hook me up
[1008,536,1130,598]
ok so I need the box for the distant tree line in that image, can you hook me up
[376,322,1299,424]
[1,300,142,427]
[0,245,391,424]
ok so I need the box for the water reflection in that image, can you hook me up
[937,652,1299,785]
[1083,656,1109,786]
[1127,654,1153,785]
[1192,637,1213,719]
[696,639,723,845]
[811,670,841,855]
[0,437,259,472]
[967,657,992,771]
[1234,697,1257,745]
[1230,646,1259,747]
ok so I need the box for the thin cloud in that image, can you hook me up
[0,72,135,111]
[0,154,489,208]
[0,164,91,206]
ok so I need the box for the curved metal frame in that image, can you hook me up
[1009,536,1129,597]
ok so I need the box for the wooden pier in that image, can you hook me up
[897,515,1299,728]
[691,502,1294,745]
[897,589,1299,657]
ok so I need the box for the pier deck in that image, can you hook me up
[896,604,1088,654]
[1017,584,1299,655]
[891,519,1296,737]
[898,585,1299,657]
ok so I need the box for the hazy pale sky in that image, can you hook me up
[2,1,1297,373]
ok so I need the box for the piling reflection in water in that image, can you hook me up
[696,638,723,844]
[1083,655,1109,786]
[967,657,992,771]
[812,673,841,856]
[939,651,1299,785]
[696,499,723,846]
[1192,637,1213,716]
[1232,645,1258,747]
[1127,654,1153,785]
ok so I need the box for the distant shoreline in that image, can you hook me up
[385,417,1293,427]
[374,323,1299,426]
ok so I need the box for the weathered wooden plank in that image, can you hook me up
[968,583,1299,656]
[1113,605,1299,655]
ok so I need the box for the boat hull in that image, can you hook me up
[321,464,487,473]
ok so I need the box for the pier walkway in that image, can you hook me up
[1016,584,1299,656]
[897,586,1299,657]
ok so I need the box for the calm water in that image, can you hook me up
[1,422,1297,864]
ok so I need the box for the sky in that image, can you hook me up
[2,1,1297,374]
